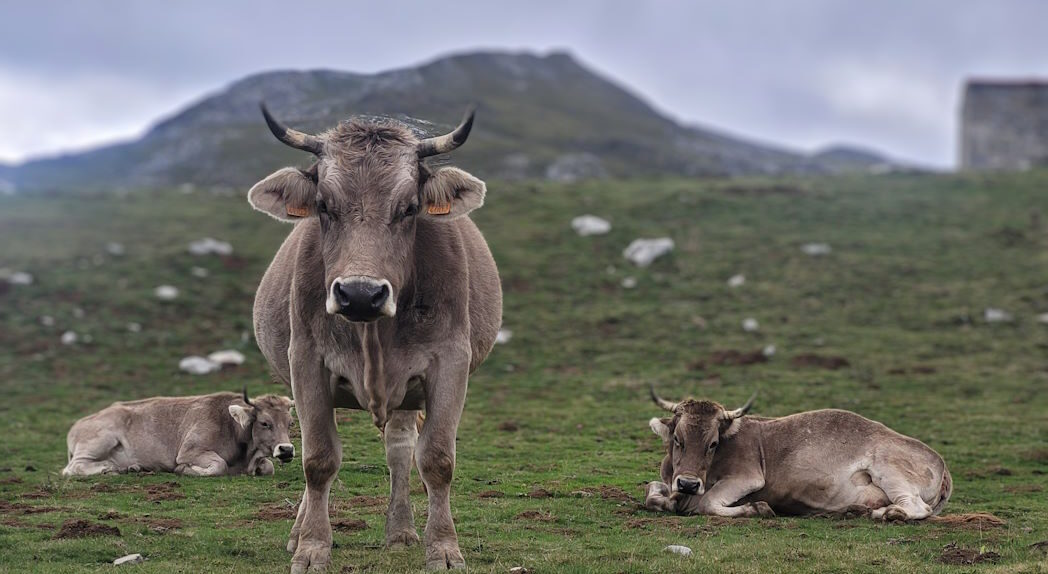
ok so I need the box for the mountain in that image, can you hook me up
[811,145,903,174]
[9,51,864,191]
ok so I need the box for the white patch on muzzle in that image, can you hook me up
[325,276,397,317]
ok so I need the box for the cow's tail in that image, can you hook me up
[930,464,952,517]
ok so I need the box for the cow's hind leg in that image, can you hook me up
[174,450,229,476]
[384,410,421,548]
[62,434,121,476]
[417,359,469,570]
[868,463,936,521]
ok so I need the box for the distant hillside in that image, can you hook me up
[811,145,901,174]
[9,51,882,191]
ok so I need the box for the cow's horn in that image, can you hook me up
[417,105,476,158]
[723,392,757,420]
[242,387,256,408]
[260,102,323,155]
[649,385,679,412]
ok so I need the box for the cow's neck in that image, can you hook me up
[356,321,389,431]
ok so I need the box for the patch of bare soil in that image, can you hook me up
[791,354,850,370]
[21,488,52,499]
[53,519,120,539]
[965,465,1013,479]
[939,542,1000,565]
[888,365,937,375]
[0,476,23,485]
[930,513,1007,529]
[527,488,552,499]
[1,518,53,530]
[0,500,60,515]
[138,517,184,533]
[144,481,185,502]
[255,502,298,521]
[708,349,768,367]
[97,510,123,520]
[497,421,520,432]
[515,510,555,522]
[598,486,635,503]
[1003,484,1043,494]
[331,518,367,532]
[476,490,504,499]
[347,495,386,508]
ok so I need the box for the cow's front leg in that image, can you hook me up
[174,450,228,476]
[417,357,469,570]
[289,350,341,574]
[644,481,677,513]
[695,477,773,518]
[384,409,421,548]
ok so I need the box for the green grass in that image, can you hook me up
[1,171,1046,573]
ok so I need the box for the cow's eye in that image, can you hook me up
[673,436,683,449]
[403,203,419,218]
[317,200,329,216]
[708,441,718,451]
[261,421,272,430]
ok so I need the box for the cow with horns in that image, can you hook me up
[250,104,502,572]
[645,388,952,521]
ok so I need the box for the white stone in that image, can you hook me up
[1038,312,1048,324]
[664,545,693,557]
[621,276,637,289]
[742,318,760,332]
[762,344,776,357]
[509,568,529,574]
[8,271,33,285]
[179,356,220,375]
[984,308,1012,323]
[154,285,180,300]
[191,266,209,278]
[801,243,832,256]
[187,237,233,256]
[106,242,125,256]
[113,553,144,566]
[207,349,245,366]
[60,331,78,345]
[728,274,746,288]
[571,215,611,236]
[623,237,674,267]
[127,322,142,333]
[73,307,85,319]
[495,328,513,345]
[40,315,55,327]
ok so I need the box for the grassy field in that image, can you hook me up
[1,171,1046,573]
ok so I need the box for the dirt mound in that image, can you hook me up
[528,488,552,499]
[255,502,298,521]
[144,481,184,502]
[939,542,1000,565]
[598,486,635,503]
[476,490,504,499]
[516,511,555,522]
[347,495,386,508]
[930,513,1007,529]
[53,519,120,539]
[791,354,850,370]
[331,518,367,532]
[708,349,768,367]
[497,421,520,432]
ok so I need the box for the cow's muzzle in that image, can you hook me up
[327,276,396,321]
[675,475,704,496]
[274,443,295,463]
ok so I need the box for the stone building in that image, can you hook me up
[959,80,1048,170]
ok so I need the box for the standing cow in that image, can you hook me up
[644,388,952,521]
[249,104,501,572]
[63,390,295,477]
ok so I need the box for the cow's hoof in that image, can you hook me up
[425,543,466,570]
[386,529,420,549]
[126,464,142,473]
[290,541,330,573]
[880,505,909,522]
[286,534,299,554]
[751,502,776,518]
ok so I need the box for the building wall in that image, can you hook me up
[960,81,1048,171]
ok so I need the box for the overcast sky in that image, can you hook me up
[1,0,1045,167]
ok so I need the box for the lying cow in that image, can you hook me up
[644,388,951,521]
[63,390,295,477]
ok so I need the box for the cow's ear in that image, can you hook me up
[247,167,317,223]
[228,405,254,429]
[419,167,486,220]
[649,417,672,443]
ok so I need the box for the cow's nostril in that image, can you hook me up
[677,477,700,495]
[334,282,352,307]
[370,284,389,309]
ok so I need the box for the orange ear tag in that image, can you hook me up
[427,203,452,216]
[286,205,310,218]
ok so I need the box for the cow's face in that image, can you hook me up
[248,106,485,322]
[648,390,755,496]
[229,394,295,463]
